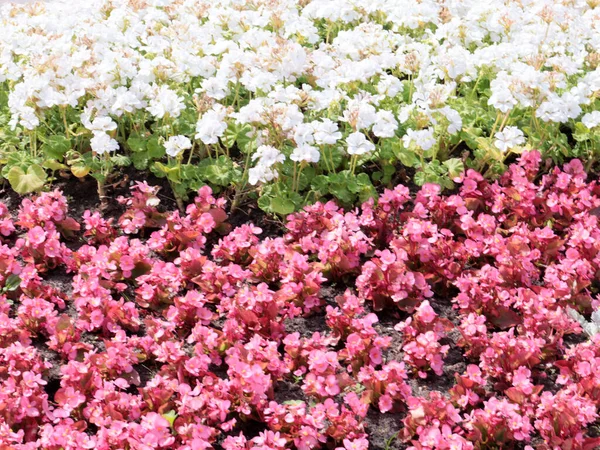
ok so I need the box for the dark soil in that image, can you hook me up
[365,409,408,450]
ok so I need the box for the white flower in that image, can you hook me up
[13,107,39,130]
[252,145,285,166]
[372,110,398,138]
[582,111,600,129]
[111,87,145,116]
[377,74,403,97]
[164,135,192,158]
[441,107,462,134]
[346,132,375,155]
[342,100,377,131]
[248,164,278,185]
[90,116,117,133]
[201,77,229,100]
[489,74,517,113]
[293,123,315,146]
[291,144,320,163]
[195,107,227,145]
[248,145,285,185]
[90,132,119,155]
[402,128,436,151]
[494,126,525,152]
[148,85,185,119]
[313,119,342,145]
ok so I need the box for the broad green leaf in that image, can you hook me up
[269,197,296,215]
[296,166,315,191]
[392,142,420,167]
[111,154,131,167]
[152,161,180,182]
[43,159,68,171]
[223,122,252,150]
[443,158,465,179]
[71,164,91,178]
[3,274,21,292]
[147,136,165,158]
[573,122,591,142]
[197,156,239,186]
[6,164,47,194]
[127,134,147,153]
[43,135,71,160]
[132,151,150,170]
[162,410,177,428]
[311,175,330,194]
[414,171,427,186]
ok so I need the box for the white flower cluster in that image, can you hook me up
[1,0,600,170]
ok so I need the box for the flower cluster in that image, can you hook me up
[1,152,600,449]
[3,0,600,210]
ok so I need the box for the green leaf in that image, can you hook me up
[269,197,296,215]
[381,164,396,184]
[3,274,21,292]
[222,122,252,150]
[257,194,271,213]
[71,164,91,178]
[111,154,131,167]
[257,185,303,215]
[197,156,239,186]
[6,164,47,194]
[162,410,178,429]
[392,142,420,167]
[42,135,71,160]
[311,175,330,194]
[152,161,180,182]
[443,158,465,179]
[132,152,150,170]
[43,159,68,171]
[573,122,591,142]
[147,136,165,158]
[296,165,315,191]
[414,171,427,186]
[282,400,305,406]
[127,134,147,153]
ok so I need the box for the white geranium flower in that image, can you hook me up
[442,107,462,134]
[373,110,398,138]
[90,132,119,155]
[342,100,377,130]
[582,111,600,129]
[293,123,315,146]
[201,77,229,100]
[248,146,285,185]
[346,132,375,155]
[377,74,403,97]
[195,106,228,145]
[314,119,342,145]
[402,128,436,151]
[291,144,320,163]
[148,85,185,119]
[494,126,525,152]
[252,145,285,166]
[249,164,278,186]
[90,116,117,133]
[164,135,192,158]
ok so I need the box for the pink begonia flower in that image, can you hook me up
[27,226,46,246]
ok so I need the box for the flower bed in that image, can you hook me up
[1,0,600,213]
[1,151,600,449]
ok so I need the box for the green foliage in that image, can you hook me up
[1,63,593,216]
[6,164,47,194]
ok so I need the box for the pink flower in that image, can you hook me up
[28,226,46,246]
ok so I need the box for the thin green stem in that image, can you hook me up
[61,106,70,139]
[231,148,253,212]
